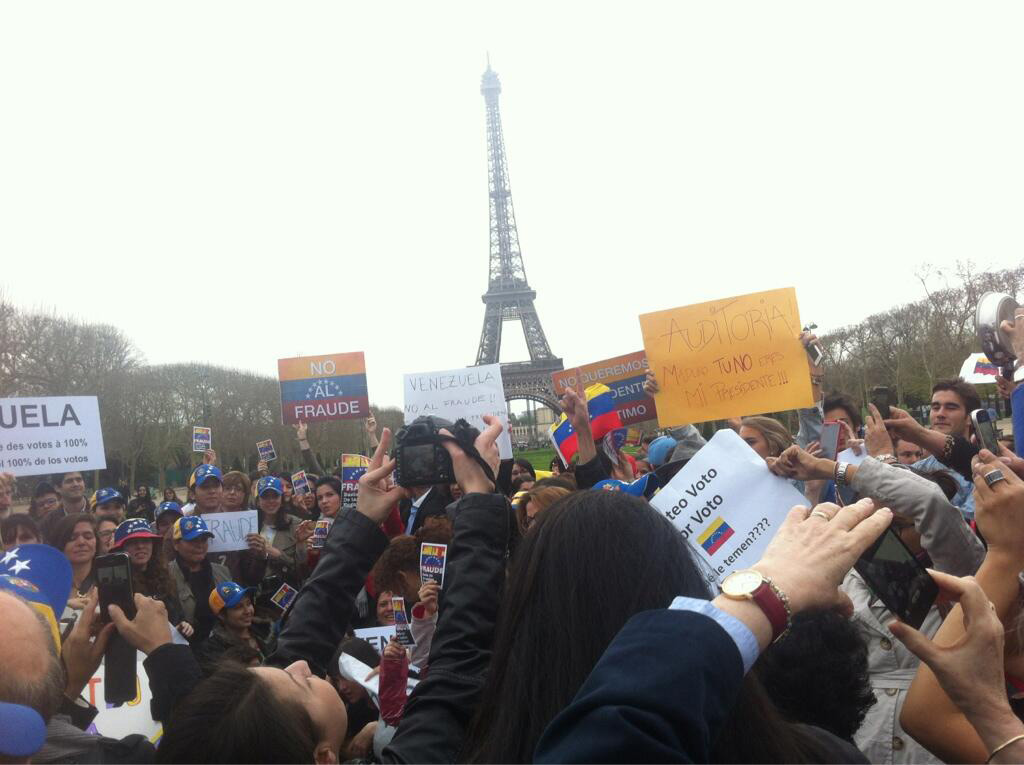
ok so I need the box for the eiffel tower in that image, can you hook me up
[475,61,563,413]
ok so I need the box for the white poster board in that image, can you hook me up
[203,510,259,553]
[403,363,512,459]
[88,652,161,742]
[650,428,807,585]
[354,625,398,655]
[0,396,107,477]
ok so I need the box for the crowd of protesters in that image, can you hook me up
[4,316,1024,764]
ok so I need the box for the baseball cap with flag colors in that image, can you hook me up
[549,384,624,465]
[209,581,256,614]
[257,476,284,497]
[111,518,162,549]
[192,464,223,487]
[173,515,215,542]
[0,544,72,648]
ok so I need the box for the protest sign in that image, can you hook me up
[959,352,1000,385]
[88,652,161,742]
[354,625,398,655]
[639,287,814,426]
[392,596,416,646]
[0,396,107,477]
[192,426,211,452]
[650,428,807,585]
[257,439,277,462]
[341,453,370,511]
[278,352,368,425]
[271,582,298,612]
[312,518,332,549]
[291,470,310,495]
[403,363,512,459]
[552,350,656,425]
[420,542,447,585]
[203,510,258,553]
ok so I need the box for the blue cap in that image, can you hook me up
[209,581,256,614]
[111,518,161,549]
[593,473,662,500]
[192,464,223,487]
[0,702,46,757]
[0,544,73,647]
[94,487,123,506]
[257,476,284,497]
[173,515,215,542]
[156,501,184,520]
[646,435,679,467]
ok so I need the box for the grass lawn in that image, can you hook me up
[516,447,557,472]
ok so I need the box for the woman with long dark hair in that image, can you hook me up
[127,485,157,522]
[461,490,863,763]
[110,518,189,636]
[52,513,98,613]
[244,476,305,589]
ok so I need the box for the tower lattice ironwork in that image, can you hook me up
[474,62,563,413]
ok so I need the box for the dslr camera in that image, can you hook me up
[392,416,480,487]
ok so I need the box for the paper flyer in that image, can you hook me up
[420,542,447,586]
[312,518,332,550]
[192,426,212,452]
[270,582,298,611]
[291,470,311,496]
[392,596,416,647]
[257,439,277,462]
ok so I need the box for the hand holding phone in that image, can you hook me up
[870,386,892,421]
[820,421,842,460]
[95,553,136,623]
[854,527,938,629]
[971,408,1001,454]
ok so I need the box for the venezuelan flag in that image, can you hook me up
[697,517,735,556]
[548,384,624,464]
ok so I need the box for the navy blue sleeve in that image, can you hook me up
[534,608,746,764]
[1014,385,1024,456]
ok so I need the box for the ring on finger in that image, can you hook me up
[984,469,1007,488]
[810,510,831,521]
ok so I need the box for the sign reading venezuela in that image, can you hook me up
[278,352,368,425]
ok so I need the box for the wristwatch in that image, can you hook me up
[720,569,792,642]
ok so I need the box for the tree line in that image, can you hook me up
[1,260,1020,490]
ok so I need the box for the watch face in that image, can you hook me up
[722,569,764,597]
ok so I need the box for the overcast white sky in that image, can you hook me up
[2,2,1023,410]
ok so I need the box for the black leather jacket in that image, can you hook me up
[384,491,515,764]
[265,507,389,676]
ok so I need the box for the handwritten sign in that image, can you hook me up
[650,428,807,585]
[403,363,512,459]
[192,426,211,452]
[552,351,656,425]
[639,287,813,426]
[203,510,258,553]
[341,453,369,512]
[257,439,277,462]
[354,625,398,655]
[278,352,369,425]
[0,396,107,477]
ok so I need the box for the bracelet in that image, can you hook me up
[941,434,955,462]
[835,462,851,488]
[987,733,1024,763]
[810,375,824,386]
[762,575,793,642]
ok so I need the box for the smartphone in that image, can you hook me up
[95,553,136,623]
[870,386,891,420]
[971,408,1001,454]
[805,341,825,367]
[820,421,842,460]
[854,527,938,629]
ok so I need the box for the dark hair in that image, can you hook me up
[823,393,863,430]
[513,459,536,480]
[137,486,151,499]
[330,637,380,678]
[221,644,263,666]
[32,481,58,499]
[53,471,83,486]
[124,537,178,604]
[548,456,561,472]
[50,513,97,554]
[510,475,533,494]
[156,663,319,763]
[0,591,65,723]
[314,475,342,496]
[911,468,960,503]
[1,514,41,546]
[755,608,876,742]
[276,472,293,487]
[463,490,711,762]
[932,378,982,415]
[371,535,419,599]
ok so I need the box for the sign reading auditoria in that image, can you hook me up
[0,396,107,477]
[278,352,369,425]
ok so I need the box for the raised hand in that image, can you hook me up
[864,403,895,457]
[62,589,116,698]
[108,594,172,655]
[418,580,440,618]
[356,427,409,524]
[293,421,309,445]
[203,449,218,466]
[972,450,1024,569]
[440,415,503,495]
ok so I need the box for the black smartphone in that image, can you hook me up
[95,553,136,622]
[805,341,825,367]
[870,386,891,420]
[854,527,938,629]
[971,408,1001,454]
